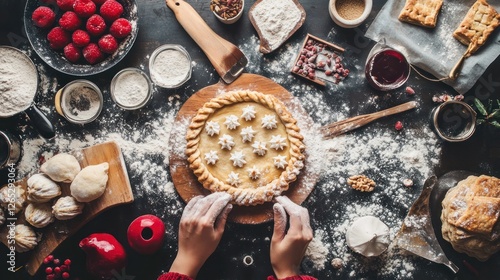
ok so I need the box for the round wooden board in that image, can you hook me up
[169,73,318,224]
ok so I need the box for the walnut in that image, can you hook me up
[331,257,343,269]
[347,175,376,192]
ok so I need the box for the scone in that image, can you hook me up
[185,90,305,206]
[398,0,444,28]
[441,175,500,261]
[453,0,500,56]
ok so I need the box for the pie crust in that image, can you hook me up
[398,0,443,28]
[453,0,500,56]
[441,175,500,261]
[186,90,305,206]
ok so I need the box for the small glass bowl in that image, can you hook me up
[110,68,153,110]
[432,101,477,142]
[55,80,103,124]
[212,0,244,24]
[329,0,372,28]
[149,44,192,89]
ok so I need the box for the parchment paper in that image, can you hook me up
[365,0,500,94]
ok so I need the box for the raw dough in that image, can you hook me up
[27,173,61,203]
[70,162,109,202]
[52,196,85,220]
[40,153,81,183]
[25,202,54,228]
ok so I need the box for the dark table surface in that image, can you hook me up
[1,0,500,279]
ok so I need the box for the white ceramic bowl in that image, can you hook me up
[212,0,244,24]
[329,0,372,28]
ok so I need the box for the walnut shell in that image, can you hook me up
[0,224,38,253]
[0,185,26,214]
[52,196,84,220]
[27,174,61,203]
[25,203,55,228]
[40,153,81,183]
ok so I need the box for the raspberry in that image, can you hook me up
[97,34,118,54]
[64,43,81,63]
[86,14,106,37]
[57,0,75,11]
[47,27,70,50]
[395,121,404,131]
[72,29,90,47]
[59,11,82,31]
[100,0,123,22]
[83,43,104,64]
[32,7,56,28]
[109,18,131,38]
[73,0,96,18]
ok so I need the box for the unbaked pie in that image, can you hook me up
[186,90,305,206]
[453,0,500,56]
[398,0,443,28]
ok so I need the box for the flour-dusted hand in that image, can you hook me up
[270,196,313,279]
[169,192,232,278]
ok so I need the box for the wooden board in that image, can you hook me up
[20,141,134,275]
[169,73,318,224]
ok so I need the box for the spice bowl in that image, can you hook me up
[54,80,103,124]
[111,68,153,110]
[149,44,192,89]
[211,0,245,24]
[329,0,372,28]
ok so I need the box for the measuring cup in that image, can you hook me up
[0,46,55,139]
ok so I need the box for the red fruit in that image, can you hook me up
[127,214,166,255]
[59,11,82,31]
[53,259,61,265]
[98,34,118,54]
[73,0,96,18]
[64,259,72,266]
[64,43,81,63]
[100,0,123,22]
[405,86,415,95]
[72,29,90,47]
[395,121,404,131]
[32,7,56,28]
[46,274,55,280]
[83,43,104,64]
[45,267,53,274]
[62,272,70,279]
[86,14,106,37]
[109,18,131,38]
[79,233,126,280]
[57,0,75,11]
[47,27,70,50]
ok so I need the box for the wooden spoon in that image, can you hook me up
[320,101,418,139]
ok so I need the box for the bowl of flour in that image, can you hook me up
[149,44,192,88]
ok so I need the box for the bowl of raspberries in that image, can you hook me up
[25,0,138,76]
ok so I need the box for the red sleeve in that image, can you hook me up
[157,272,194,280]
[267,275,317,280]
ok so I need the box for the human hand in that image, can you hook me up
[169,192,232,278]
[270,196,313,279]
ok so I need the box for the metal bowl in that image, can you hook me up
[24,0,139,76]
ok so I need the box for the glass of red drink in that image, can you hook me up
[365,42,410,91]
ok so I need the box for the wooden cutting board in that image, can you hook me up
[169,73,318,224]
[19,141,134,276]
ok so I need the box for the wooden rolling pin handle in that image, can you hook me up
[165,0,237,75]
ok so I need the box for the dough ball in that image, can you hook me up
[70,162,109,202]
[41,153,81,183]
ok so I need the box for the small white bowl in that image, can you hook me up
[212,0,244,24]
[329,0,372,28]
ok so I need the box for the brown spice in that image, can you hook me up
[335,0,365,21]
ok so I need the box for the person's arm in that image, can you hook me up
[158,192,232,280]
[268,196,316,280]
